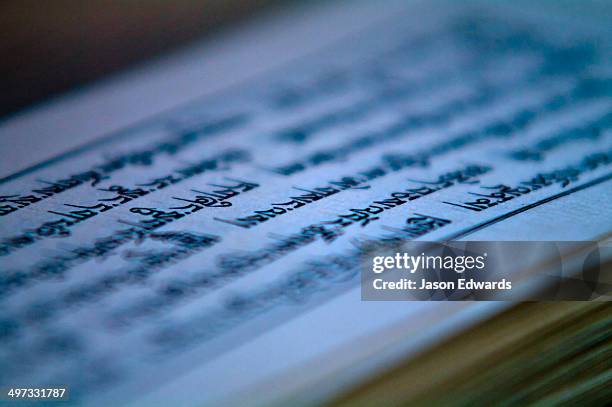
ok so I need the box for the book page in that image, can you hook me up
[0,0,610,406]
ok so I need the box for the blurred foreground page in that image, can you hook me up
[0,0,611,406]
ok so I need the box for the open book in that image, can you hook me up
[0,0,610,405]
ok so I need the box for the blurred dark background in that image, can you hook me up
[0,0,286,119]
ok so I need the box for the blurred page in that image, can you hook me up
[0,0,611,406]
